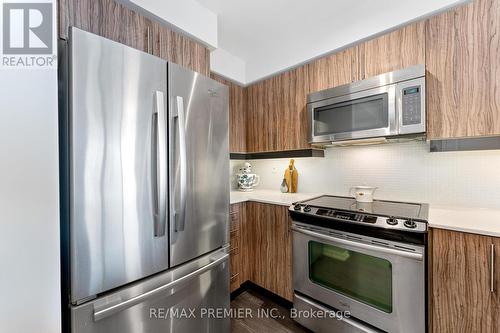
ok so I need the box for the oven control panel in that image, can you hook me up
[291,204,427,233]
[316,209,377,224]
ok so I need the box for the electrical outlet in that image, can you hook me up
[271,167,277,174]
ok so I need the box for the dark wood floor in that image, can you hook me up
[230,289,310,333]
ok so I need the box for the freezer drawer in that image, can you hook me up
[71,248,230,333]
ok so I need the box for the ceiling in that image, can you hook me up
[197,0,467,84]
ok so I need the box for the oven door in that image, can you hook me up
[308,85,397,143]
[292,225,425,333]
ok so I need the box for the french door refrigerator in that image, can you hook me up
[59,27,230,333]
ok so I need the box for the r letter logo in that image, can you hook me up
[3,3,52,54]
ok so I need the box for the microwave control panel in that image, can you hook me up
[401,86,422,126]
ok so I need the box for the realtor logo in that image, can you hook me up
[2,2,53,54]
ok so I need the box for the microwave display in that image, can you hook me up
[404,87,419,95]
[313,93,389,136]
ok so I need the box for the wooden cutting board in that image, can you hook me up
[284,159,298,193]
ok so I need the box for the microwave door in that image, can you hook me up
[309,85,397,143]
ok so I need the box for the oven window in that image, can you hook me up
[308,241,392,313]
[313,93,389,136]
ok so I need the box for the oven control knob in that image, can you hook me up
[293,204,302,211]
[303,205,312,212]
[386,217,398,225]
[404,219,417,229]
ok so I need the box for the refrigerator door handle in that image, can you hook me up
[153,91,167,237]
[93,253,229,322]
[173,96,187,232]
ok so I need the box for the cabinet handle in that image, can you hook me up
[146,26,151,54]
[491,244,495,293]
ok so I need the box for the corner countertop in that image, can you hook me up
[230,190,500,238]
[230,189,321,206]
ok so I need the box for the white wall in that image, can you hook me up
[210,47,246,85]
[0,1,61,333]
[200,0,469,84]
[232,141,500,209]
[128,0,218,49]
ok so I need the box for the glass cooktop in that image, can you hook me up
[300,195,427,220]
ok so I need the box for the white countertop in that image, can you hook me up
[429,206,500,238]
[230,189,321,206]
[230,190,500,237]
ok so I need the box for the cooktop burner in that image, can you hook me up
[289,195,428,235]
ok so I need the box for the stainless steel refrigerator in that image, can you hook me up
[59,27,230,333]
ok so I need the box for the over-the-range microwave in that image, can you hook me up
[307,64,425,144]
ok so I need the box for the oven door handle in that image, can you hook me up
[292,226,423,261]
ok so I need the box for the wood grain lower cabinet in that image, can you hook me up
[430,228,498,332]
[491,236,500,331]
[245,202,293,301]
[229,203,244,292]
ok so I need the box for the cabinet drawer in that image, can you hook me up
[230,204,239,214]
[229,235,240,256]
[230,212,240,232]
[230,272,240,293]
[230,252,241,292]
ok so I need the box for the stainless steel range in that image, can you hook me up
[289,195,428,333]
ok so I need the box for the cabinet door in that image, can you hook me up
[246,81,278,152]
[273,205,293,301]
[359,21,425,79]
[306,46,360,93]
[426,0,500,139]
[276,66,310,151]
[246,202,293,301]
[491,237,500,332]
[156,24,210,76]
[59,0,151,53]
[431,229,494,332]
[210,74,247,153]
[229,204,243,292]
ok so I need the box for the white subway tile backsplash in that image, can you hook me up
[231,141,500,209]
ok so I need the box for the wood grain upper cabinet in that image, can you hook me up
[143,17,211,76]
[59,0,152,53]
[431,228,496,332]
[359,21,425,79]
[426,0,500,139]
[246,47,359,153]
[210,74,247,153]
[246,202,293,301]
[59,0,211,75]
[246,78,280,152]
[306,46,360,94]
